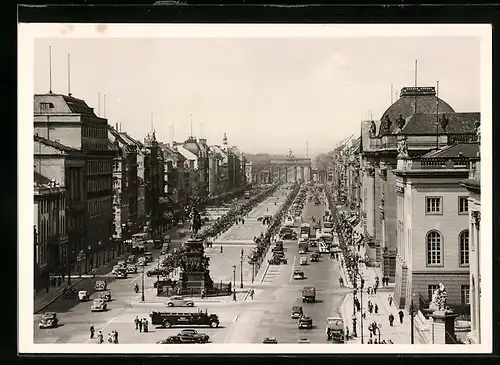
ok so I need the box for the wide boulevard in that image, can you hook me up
[33,183,349,344]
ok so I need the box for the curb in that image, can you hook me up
[34,280,80,313]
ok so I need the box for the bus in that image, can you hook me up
[300,223,311,237]
[131,233,148,252]
[322,221,334,235]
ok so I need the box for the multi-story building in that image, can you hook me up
[108,125,139,254]
[359,86,479,284]
[34,174,66,291]
[210,144,228,194]
[34,93,114,272]
[460,126,481,344]
[245,161,253,186]
[144,132,168,238]
[207,147,222,196]
[175,143,199,201]
[34,134,86,277]
[392,142,479,311]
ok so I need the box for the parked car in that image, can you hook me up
[126,265,138,274]
[38,312,58,329]
[154,278,177,289]
[263,337,278,344]
[298,316,313,329]
[94,280,107,291]
[177,329,210,343]
[165,295,195,307]
[100,291,112,302]
[78,290,90,301]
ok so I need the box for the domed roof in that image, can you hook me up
[379,86,455,136]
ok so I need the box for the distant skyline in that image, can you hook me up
[33,36,480,158]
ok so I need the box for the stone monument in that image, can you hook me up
[425,283,460,344]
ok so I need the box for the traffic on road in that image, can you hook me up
[34,183,350,345]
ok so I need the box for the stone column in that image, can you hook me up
[285,166,288,182]
[301,166,305,182]
[394,184,407,309]
[364,165,376,237]
[431,311,459,344]
[294,166,298,182]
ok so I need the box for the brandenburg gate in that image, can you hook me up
[270,149,312,183]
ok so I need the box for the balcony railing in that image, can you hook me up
[397,157,476,171]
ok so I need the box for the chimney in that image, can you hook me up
[115,122,118,130]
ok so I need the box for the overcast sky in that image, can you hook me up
[34,37,480,157]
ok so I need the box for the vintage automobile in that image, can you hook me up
[309,238,319,247]
[178,230,188,238]
[298,316,313,329]
[165,295,195,307]
[78,290,90,302]
[300,256,308,265]
[293,269,305,280]
[291,306,303,319]
[91,298,107,312]
[177,329,210,343]
[100,291,112,302]
[126,265,138,274]
[163,234,172,243]
[137,257,147,266]
[126,255,136,264]
[94,280,107,291]
[262,337,278,344]
[161,243,171,255]
[297,337,311,343]
[310,252,320,262]
[144,252,153,263]
[39,312,58,329]
[114,268,128,278]
[147,267,168,277]
[157,336,185,344]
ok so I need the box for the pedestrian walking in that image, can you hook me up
[90,325,95,339]
[249,288,254,300]
[107,333,113,343]
[398,310,404,324]
[368,339,373,344]
[373,286,377,295]
[139,318,143,332]
[367,287,371,296]
[374,303,379,314]
[388,314,395,327]
[134,316,139,330]
[368,304,373,314]
[388,294,393,307]
[374,339,378,344]
[114,330,119,344]
[220,245,223,253]
[97,331,103,344]
[143,318,149,333]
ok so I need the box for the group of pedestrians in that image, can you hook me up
[90,325,119,344]
[134,316,150,332]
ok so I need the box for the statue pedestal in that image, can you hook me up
[430,310,459,344]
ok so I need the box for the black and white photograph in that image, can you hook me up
[18,24,491,353]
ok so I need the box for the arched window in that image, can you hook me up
[459,230,470,266]
[426,230,443,266]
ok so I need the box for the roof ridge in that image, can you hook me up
[34,134,76,152]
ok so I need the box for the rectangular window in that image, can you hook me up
[459,197,469,214]
[461,285,470,305]
[425,197,442,214]
[40,102,54,109]
[428,284,439,302]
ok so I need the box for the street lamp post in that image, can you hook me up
[232,265,237,301]
[410,298,415,344]
[353,266,365,344]
[156,257,161,296]
[240,248,244,289]
[251,261,255,283]
[141,266,145,302]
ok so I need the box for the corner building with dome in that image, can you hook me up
[358,86,479,312]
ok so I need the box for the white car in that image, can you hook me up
[300,256,308,265]
[165,295,195,307]
[91,298,107,312]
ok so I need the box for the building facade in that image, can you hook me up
[392,143,479,311]
[359,86,479,284]
[460,127,481,344]
[34,134,86,277]
[108,125,139,254]
[34,174,67,291]
[34,94,114,273]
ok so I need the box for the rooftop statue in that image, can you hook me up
[397,137,409,158]
[287,148,295,159]
[369,121,376,136]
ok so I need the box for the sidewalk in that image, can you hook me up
[33,223,186,313]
